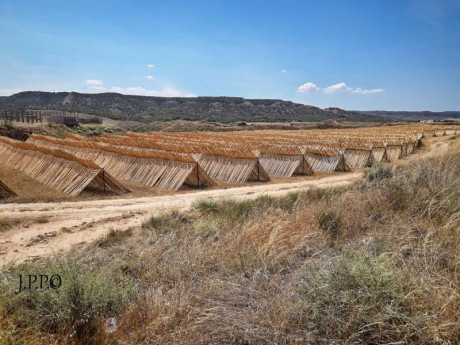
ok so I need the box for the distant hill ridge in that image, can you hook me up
[357,110,460,120]
[0,91,382,123]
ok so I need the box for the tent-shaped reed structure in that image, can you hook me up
[303,148,350,172]
[82,133,271,184]
[28,134,216,191]
[195,153,270,183]
[101,124,459,173]
[385,144,403,162]
[255,147,313,177]
[369,145,387,164]
[0,178,16,198]
[0,136,130,196]
[434,130,445,137]
[341,142,372,168]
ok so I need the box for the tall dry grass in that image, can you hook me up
[0,140,459,344]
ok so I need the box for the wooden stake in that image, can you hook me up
[257,158,260,181]
[102,168,106,192]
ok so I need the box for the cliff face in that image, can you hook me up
[0,91,381,123]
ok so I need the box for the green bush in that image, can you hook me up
[318,208,342,239]
[302,186,345,202]
[192,199,219,214]
[385,179,414,211]
[379,154,459,220]
[298,251,412,343]
[198,194,298,219]
[366,201,387,220]
[192,218,220,239]
[278,192,299,211]
[0,258,135,344]
[193,196,264,220]
[141,211,185,234]
[224,199,257,220]
[366,162,393,182]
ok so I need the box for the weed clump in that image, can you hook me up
[379,152,459,220]
[141,211,185,234]
[193,194,298,222]
[97,228,133,247]
[318,208,343,240]
[298,250,412,343]
[0,258,135,344]
[366,162,393,182]
[302,186,345,202]
[192,199,219,214]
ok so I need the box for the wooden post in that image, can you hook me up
[257,158,260,181]
[102,168,106,192]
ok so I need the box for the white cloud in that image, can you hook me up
[0,88,22,96]
[323,82,352,94]
[297,82,319,93]
[110,86,195,97]
[83,77,193,97]
[86,79,104,86]
[147,64,154,69]
[298,81,384,95]
[352,87,384,94]
[90,86,107,91]
[1,84,195,98]
[282,69,287,73]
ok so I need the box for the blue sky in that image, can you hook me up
[0,0,459,111]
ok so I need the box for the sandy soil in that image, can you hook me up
[0,135,455,265]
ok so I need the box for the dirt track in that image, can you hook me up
[0,173,362,264]
[0,136,454,265]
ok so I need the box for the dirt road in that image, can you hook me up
[0,172,362,264]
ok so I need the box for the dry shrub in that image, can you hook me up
[96,227,134,248]
[317,208,342,241]
[0,256,135,345]
[381,151,459,221]
[297,250,419,343]
[365,162,393,182]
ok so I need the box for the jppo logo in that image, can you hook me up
[14,274,62,294]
